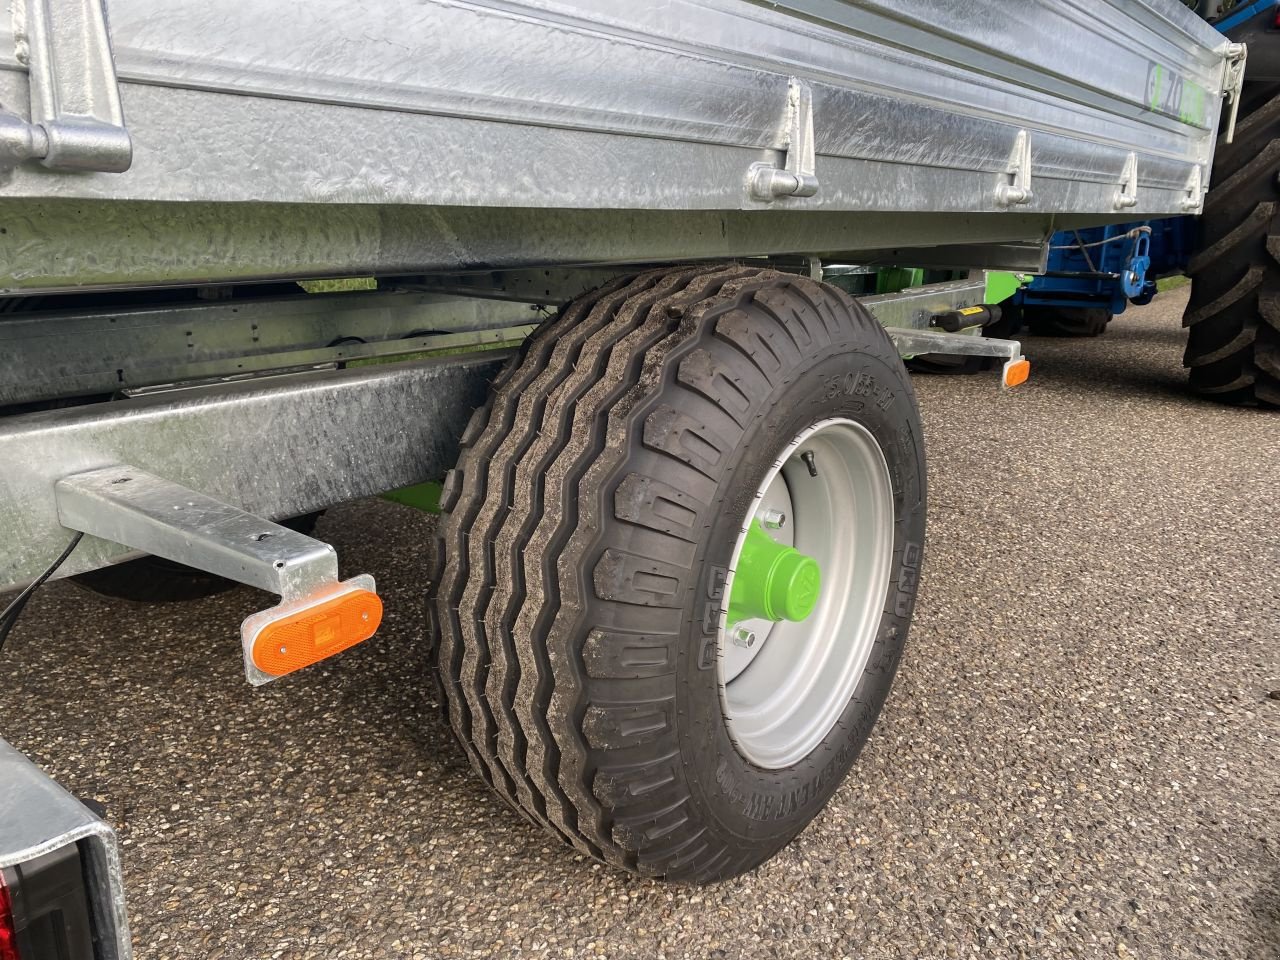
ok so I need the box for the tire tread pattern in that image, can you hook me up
[1183,77,1280,407]
[432,265,907,882]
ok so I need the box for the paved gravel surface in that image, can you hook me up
[2,286,1277,959]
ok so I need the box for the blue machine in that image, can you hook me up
[1012,217,1191,317]
[1014,0,1274,319]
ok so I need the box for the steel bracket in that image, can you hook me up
[886,327,1029,389]
[0,353,504,593]
[885,327,1022,362]
[1114,153,1139,210]
[747,77,819,202]
[54,465,375,685]
[0,0,132,172]
[994,130,1034,207]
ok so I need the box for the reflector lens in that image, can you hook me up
[1003,357,1031,388]
[0,873,18,960]
[250,588,382,677]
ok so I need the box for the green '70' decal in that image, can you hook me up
[1146,61,1211,127]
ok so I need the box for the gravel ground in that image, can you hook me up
[1,286,1277,959]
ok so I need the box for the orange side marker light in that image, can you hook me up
[1003,357,1031,389]
[248,587,383,678]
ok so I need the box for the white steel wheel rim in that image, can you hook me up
[717,418,896,770]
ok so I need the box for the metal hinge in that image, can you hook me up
[0,0,132,172]
[1222,42,1248,144]
[747,77,819,202]
[1114,153,1139,210]
[994,129,1033,207]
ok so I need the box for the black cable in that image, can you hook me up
[0,532,83,655]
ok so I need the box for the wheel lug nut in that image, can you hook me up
[732,627,757,649]
[760,509,786,530]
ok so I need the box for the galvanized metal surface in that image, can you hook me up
[53,465,381,686]
[855,242,1051,275]
[885,328,1024,361]
[0,289,536,404]
[0,0,1232,289]
[860,277,1029,378]
[401,268,635,305]
[0,354,506,591]
[0,737,132,960]
[746,78,819,202]
[859,278,988,331]
[55,466,341,599]
[0,202,1073,294]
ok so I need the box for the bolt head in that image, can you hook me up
[732,627,757,649]
[760,509,786,530]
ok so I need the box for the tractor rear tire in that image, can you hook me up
[430,265,926,882]
[1182,80,1280,407]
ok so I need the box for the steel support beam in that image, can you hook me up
[0,290,535,405]
[0,353,505,590]
[55,467,341,599]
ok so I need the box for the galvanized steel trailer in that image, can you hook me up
[0,0,1241,287]
[0,1,1244,955]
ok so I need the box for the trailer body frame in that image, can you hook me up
[0,0,1239,291]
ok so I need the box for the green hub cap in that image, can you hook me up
[727,522,822,625]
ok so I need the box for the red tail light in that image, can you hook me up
[0,872,20,960]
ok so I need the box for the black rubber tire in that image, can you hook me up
[1023,305,1112,338]
[1182,76,1280,407]
[72,512,323,603]
[430,265,927,882]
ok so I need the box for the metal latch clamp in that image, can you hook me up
[1114,153,1139,210]
[994,130,1034,207]
[1222,42,1248,144]
[0,0,132,172]
[748,77,819,202]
